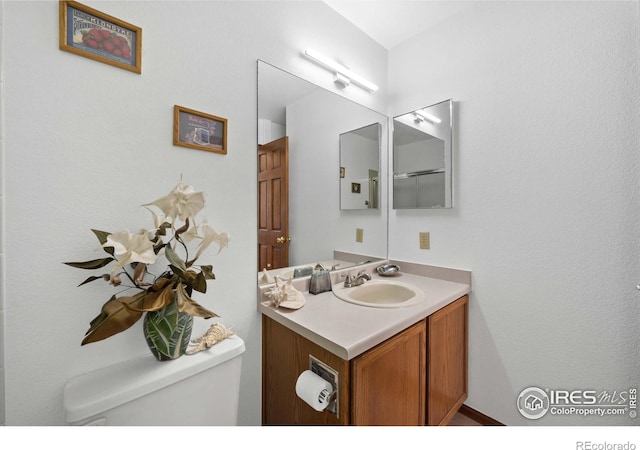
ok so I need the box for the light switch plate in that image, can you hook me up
[356,228,364,243]
[419,232,430,249]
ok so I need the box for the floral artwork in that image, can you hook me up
[64,180,229,346]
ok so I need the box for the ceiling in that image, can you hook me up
[323,1,476,49]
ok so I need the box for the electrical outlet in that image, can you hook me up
[356,228,364,243]
[419,232,430,249]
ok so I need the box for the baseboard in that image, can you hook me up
[458,404,504,426]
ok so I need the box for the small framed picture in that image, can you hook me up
[351,182,361,194]
[340,167,345,178]
[173,105,228,155]
[59,1,142,74]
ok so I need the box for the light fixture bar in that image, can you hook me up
[414,110,441,124]
[304,48,379,92]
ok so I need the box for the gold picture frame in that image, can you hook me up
[173,105,228,155]
[59,1,142,74]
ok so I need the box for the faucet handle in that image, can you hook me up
[357,269,372,280]
[341,273,355,287]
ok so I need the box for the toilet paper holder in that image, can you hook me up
[309,355,339,417]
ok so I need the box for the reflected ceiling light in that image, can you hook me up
[414,110,441,124]
[303,48,379,92]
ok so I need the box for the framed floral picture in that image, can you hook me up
[173,105,228,155]
[59,1,142,74]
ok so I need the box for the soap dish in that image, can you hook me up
[376,263,400,276]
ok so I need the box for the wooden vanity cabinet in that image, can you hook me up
[351,320,426,425]
[262,295,468,426]
[427,295,468,425]
[262,316,350,425]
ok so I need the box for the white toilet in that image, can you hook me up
[63,335,245,426]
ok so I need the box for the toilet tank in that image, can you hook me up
[64,335,245,426]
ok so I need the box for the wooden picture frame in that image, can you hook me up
[352,182,361,194]
[173,105,228,155]
[59,1,142,74]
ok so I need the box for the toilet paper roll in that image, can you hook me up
[295,370,333,412]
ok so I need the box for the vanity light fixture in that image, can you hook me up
[303,48,379,92]
[334,72,350,88]
[414,110,441,124]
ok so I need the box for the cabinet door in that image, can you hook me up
[427,295,469,425]
[262,316,350,425]
[351,321,426,425]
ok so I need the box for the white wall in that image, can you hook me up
[0,0,5,428]
[5,0,637,429]
[287,90,387,265]
[0,0,387,425]
[389,1,640,425]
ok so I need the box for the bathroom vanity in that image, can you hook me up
[259,261,470,426]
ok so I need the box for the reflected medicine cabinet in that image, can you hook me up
[393,99,453,209]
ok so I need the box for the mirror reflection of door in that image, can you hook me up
[258,137,289,271]
[368,169,379,209]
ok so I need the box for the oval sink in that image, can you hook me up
[332,280,425,308]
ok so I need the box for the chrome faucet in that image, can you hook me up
[343,269,371,288]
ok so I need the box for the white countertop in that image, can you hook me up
[258,262,471,360]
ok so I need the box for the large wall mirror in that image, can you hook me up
[393,99,453,209]
[257,61,388,284]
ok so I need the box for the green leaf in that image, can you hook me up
[64,258,114,270]
[91,229,115,256]
[169,264,185,279]
[164,245,186,272]
[182,270,206,293]
[200,265,216,280]
[91,229,111,245]
[77,275,109,287]
[153,241,166,255]
[192,271,207,293]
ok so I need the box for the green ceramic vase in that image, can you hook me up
[143,294,193,361]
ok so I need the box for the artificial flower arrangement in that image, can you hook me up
[65,180,229,360]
